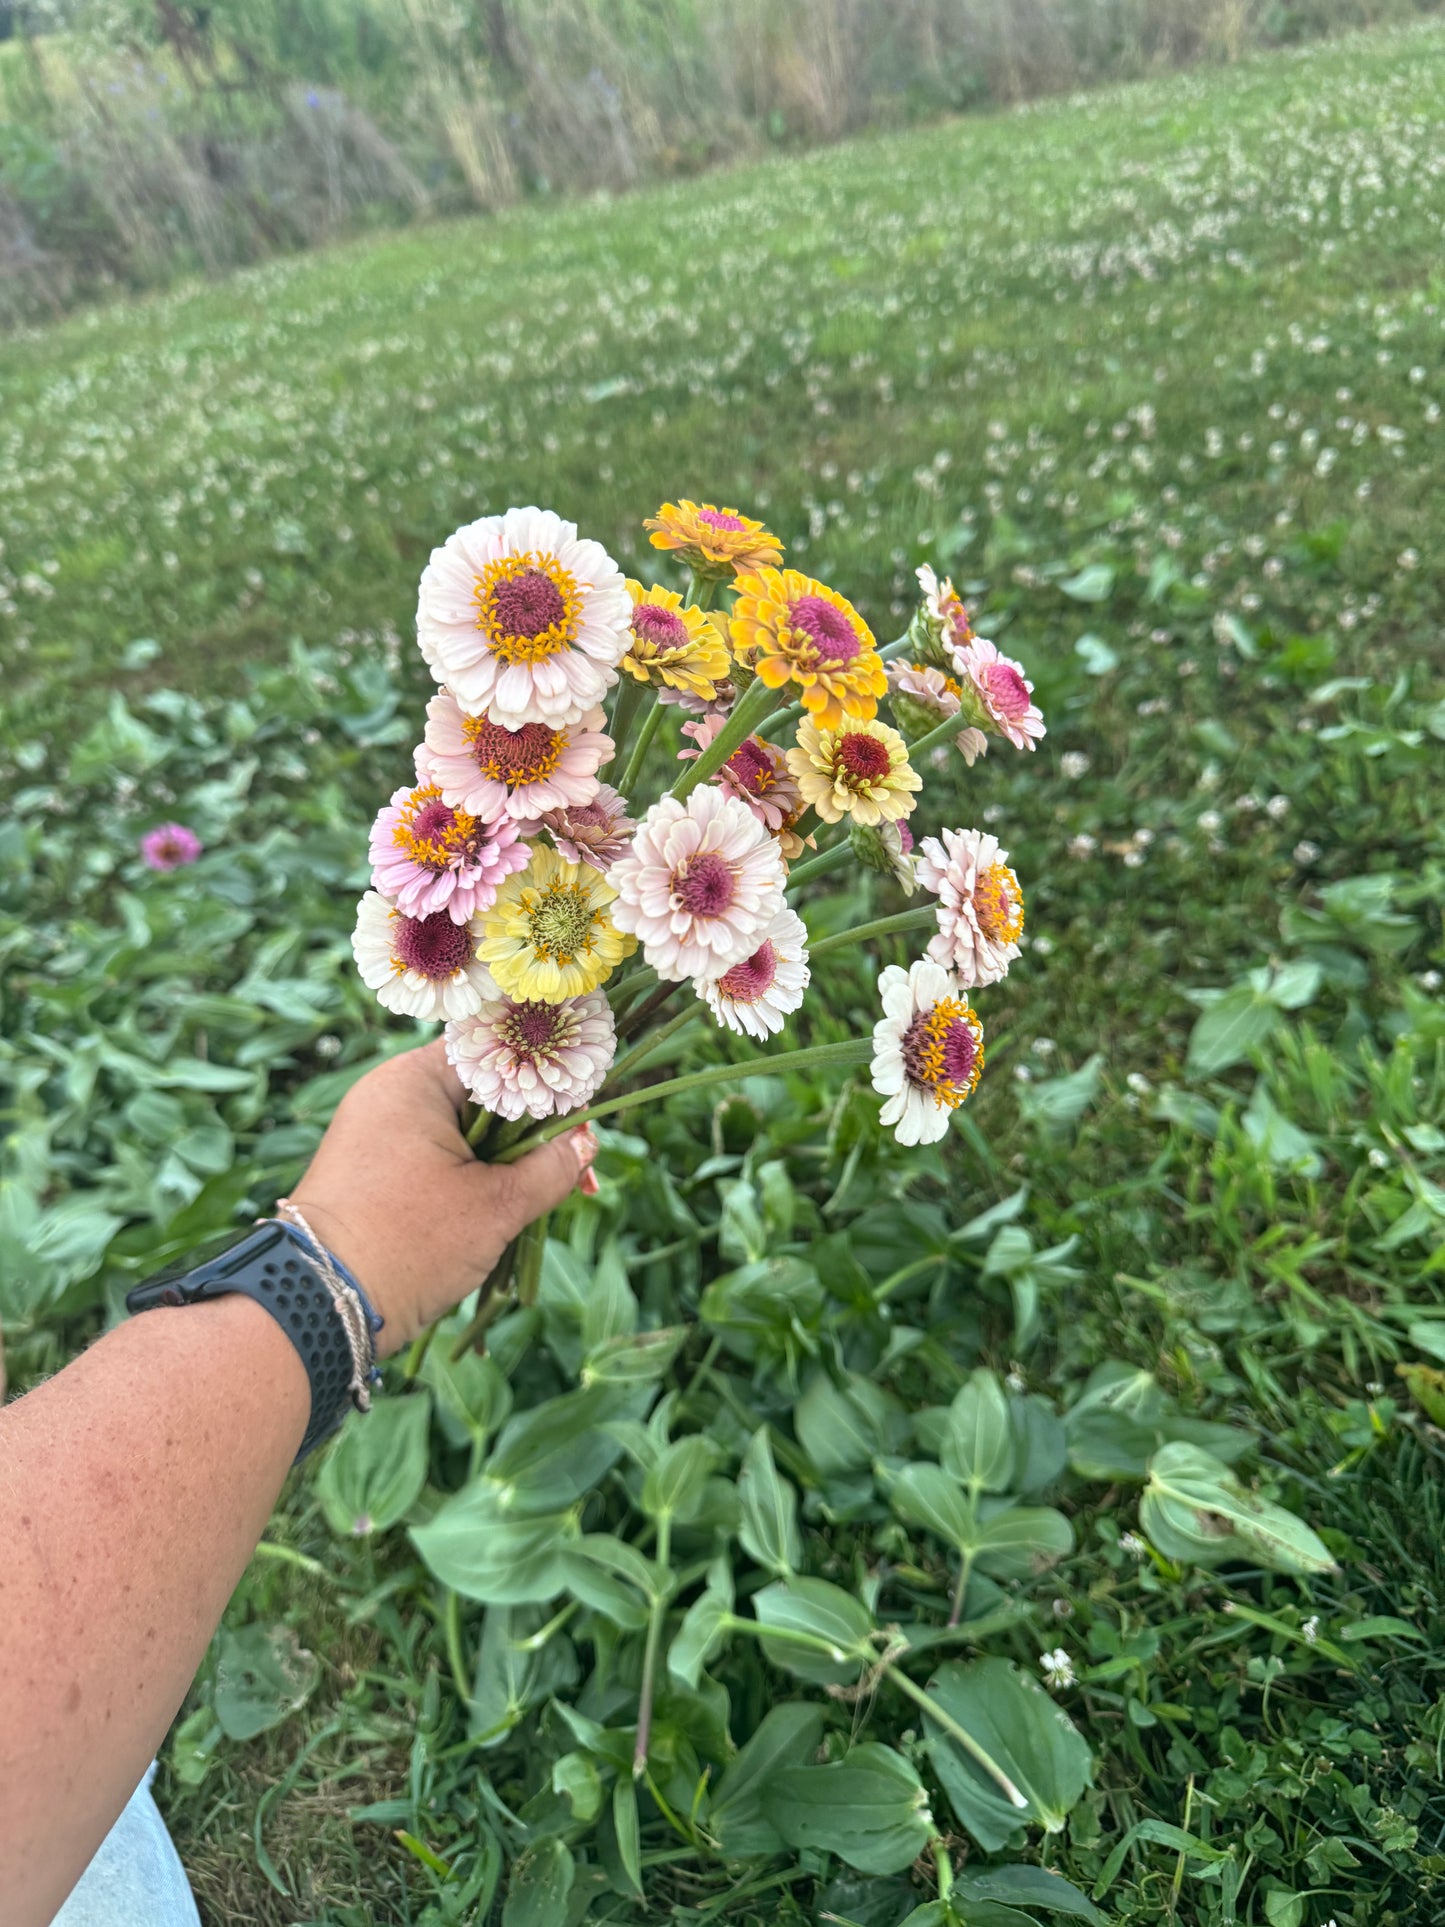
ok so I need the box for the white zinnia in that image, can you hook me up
[696,905,810,1039]
[870,958,984,1147]
[415,506,632,730]
[445,989,615,1121]
[916,826,1025,989]
[351,888,495,1021]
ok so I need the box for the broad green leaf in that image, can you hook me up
[484,1384,629,1510]
[1242,1084,1322,1176]
[970,1504,1075,1580]
[738,1427,801,1575]
[943,1370,1016,1493]
[890,1461,976,1550]
[1141,1442,1336,1575]
[580,1239,638,1352]
[1017,1055,1103,1135]
[501,1838,575,1927]
[796,1370,901,1477]
[413,1483,577,1604]
[669,1560,734,1689]
[753,1576,874,1684]
[470,1605,578,1746]
[316,1393,432,1538]
[1185,986,1280,1073]
[213,1622,320,1742]
[957,1864,1106,1923]
[923,1657,1093,1850]
[421,1343,512,1447]
[1012,1396,1068,1493]
[552,1751,603,1823]
[1059,563,1115,602]
[642,1434,717,1524]
[1073,633,1118,674]
[612,1775,643,1896]
[711,1702,825,1857]
[771,1743,933,1875]
[581,1325,687,1386]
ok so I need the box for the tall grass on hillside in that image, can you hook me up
[1,0,1440,320]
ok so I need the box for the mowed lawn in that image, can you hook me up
[4,18,1445,1925]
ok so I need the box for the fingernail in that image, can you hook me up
[579,1167,600,1196]
[568,1124,598,1169]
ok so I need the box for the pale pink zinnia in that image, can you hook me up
[351,889,495,1021]
[445,989,615,1122]
[916,563,975,650]
[415,506,632,729]
[679,714,804,836]
[916,827,1026,988]
[696,905,810,1040]
[542,782,636,872]
[368,781,529,923]
[949,636,1046,751]
[609,787,787,983]
[415,690,613,825]
[887,660,988,767]
[141,823,202,870]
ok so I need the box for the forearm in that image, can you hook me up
[0,1295,309,1926]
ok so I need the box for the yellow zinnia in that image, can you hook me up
[481,844,634,1004]
[730,568,888,731]
[644,499,783,580]
[621,582,731,703]
[785,714,921,827]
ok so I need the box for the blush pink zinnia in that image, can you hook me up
[368,781,529,923]
[949,636,1046,751]
[141,823,202,870]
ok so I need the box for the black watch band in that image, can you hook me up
[126,1220,380,1461]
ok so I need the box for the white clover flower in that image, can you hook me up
[1040,1648,1075,1690]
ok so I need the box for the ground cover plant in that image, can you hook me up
[3,17,1445,1924]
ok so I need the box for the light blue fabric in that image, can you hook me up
[52,1766,199,1927]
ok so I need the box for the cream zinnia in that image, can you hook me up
[886,660,988,767]
[416,691,612,826]
[481,843,633,1004]
[416,506,632,729]
[368,781,529,922]
[696,905,809,1040]
[916,826,1025,988]
[542,783,636,872]
[351,889,496,1021]
[609,787,787,982]
[445,989,615,1121]
[871,959,985,1146]
[786,714,921,826]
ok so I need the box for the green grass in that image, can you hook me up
[3,18,1445,1926]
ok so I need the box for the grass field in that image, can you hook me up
[4,18,1445,1926]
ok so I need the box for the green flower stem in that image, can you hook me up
[684,576,719,612]
[883,1662,1029,1809]
[619,693,669,799]
[515,1211,548,1306]
[448,1238,519,1358]
[492,1036,874,1162]
[670,673,776,801]
[784,838,854,892]
[443,1586,469,1704]
[905,708,973,761]
[610,1003,699,1080]
[808,905,936,959]
[615,976,684,1043]
[932,1835,954,1902]
[948,1544,976,1630]
[633,1513,672,1777]
[609,675,647,772]
[607,962,659,1011]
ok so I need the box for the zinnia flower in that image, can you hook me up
[730,567,888,730]
[609,786,787,982]
[679,713,804,837]
[415,506,632,729]
[541,783,636,871]
[786,714,921,826]
[445,989,615,1121]
[481,843,633,1004]
[416,690,613,825]
[141,823,202,870]
[851,818,918,894]
[914,563,975,664]
[696,905,810,1041]
[871,959,985,1146]
[644,499,783,580]
[352,889,495,1021]
[368,781,529,922]
[621,583,731,704]
[916,827,1025,988]
[886,660,988,767]
[949,635,1046,751]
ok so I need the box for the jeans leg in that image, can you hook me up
[51,1766,200,1927]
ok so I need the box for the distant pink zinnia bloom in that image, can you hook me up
[141,823,202,870]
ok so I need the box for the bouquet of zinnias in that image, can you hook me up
[353,500,1043,1299]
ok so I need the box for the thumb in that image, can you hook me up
[489,1124,599,1236]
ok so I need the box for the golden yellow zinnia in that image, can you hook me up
[785,714,921,827]
[480,844,634,1004]
[621,582,731,703]
[730,567,889,732]
[644,500,783,580]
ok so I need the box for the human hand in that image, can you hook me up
[289,1040,597,1356]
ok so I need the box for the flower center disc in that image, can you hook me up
[501,1000,562,1055]
[473,552,581,662]
[789,593,859,665]
[717,939,777,1004]
[983,660,1031,719]
[464,716,565,787]
[525,881,601,964]
[974,862,1025,943]
[394,911,474,978]
[673,851,736,917]
[397,788,479,870]
[726,738,777,794]
[697,507,747,531]
[901,997,983,1109]
[632,603,690,652]
[836,731,891,785]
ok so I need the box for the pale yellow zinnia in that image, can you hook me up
[481,844,634,1004]
[785,715,921,827]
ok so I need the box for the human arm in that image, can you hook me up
[0,1041,595,1926]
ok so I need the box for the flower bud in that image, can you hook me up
[849,819,917,894]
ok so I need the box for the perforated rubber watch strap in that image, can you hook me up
[126,1220,368,1460]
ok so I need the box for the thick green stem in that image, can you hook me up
[948,1547,975,1629]
[493,1037,873,1161]
[619,694,669,799]
[670,674,775,801]
[884,1664,1029,1809]
[611,1003,699,1080]
[608,675,647,772]
[808,906,936,959]
[615,975,683,1043]
[607,962,659,1011]
[633,1514,672,1776]
[785,838,854,893]
[905,708,976,762]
